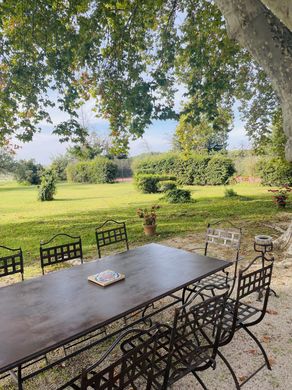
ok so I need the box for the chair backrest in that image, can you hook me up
[81,324,171,390]
[166,286,228,385]
[0,245,24,280]
[40,233,83,274]
[95,220,129,258]
[205,220,242,262]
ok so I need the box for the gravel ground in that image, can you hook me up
[162,232,292,390]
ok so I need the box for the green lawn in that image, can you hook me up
[0,180,289,277]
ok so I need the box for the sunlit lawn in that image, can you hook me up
[0,180,289,278]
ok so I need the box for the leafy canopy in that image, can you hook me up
[0,0,276,153]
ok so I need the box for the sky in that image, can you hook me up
[15,96,250,165]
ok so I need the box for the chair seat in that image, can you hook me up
[188,272,230,290]
[222,299,260,330]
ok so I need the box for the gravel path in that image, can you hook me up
[162,232,292,390]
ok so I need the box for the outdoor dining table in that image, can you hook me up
[0,243,230,389]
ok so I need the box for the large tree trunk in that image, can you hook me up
[215,0,292,162]
[261,0,292,32]
[215,0,292,258]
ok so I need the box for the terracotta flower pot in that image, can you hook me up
[143,224,156,236]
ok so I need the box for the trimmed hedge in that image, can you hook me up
[135,174,176,193]
[205,155,235,185]
[133,153,235,185]
[257,157,292,186]
[66,157,118,183]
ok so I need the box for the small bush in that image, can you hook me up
[224,188,238,198]
[135,174,176,193]
[205,155,235,185]
[158,180,177,192]
[38,169,57,201]
[163,188,192,203]
[66,157,118,183]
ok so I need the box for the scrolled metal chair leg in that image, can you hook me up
[217,350,240,390]
[241,325,271,370]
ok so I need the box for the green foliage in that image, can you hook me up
[0,0,264,156]
[67,132,107,161]
[257,157,292,186]
[38,169,57,201]
[174,111,231,157]
[158,180,177,193]
[133,153,235,185]
[163,188,192,203]
[66,157,118,184]
[135,174,176,193]
[174,155,210,185]
[132,153,178,175]
[224,188,238,198]
[14,159,43,185]
[205,155,235,185]
[0,148,16,174]
[50,154,72,181]
[229,150,259,177]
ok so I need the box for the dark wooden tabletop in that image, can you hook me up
[0,243,230,372]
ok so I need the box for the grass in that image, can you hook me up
[0,180,290,278]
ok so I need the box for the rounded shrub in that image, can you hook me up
[164,188,192,203]
[135,174,176,193]
[205,155,235,185]
[158,180,177,192]
[224,188,238,198]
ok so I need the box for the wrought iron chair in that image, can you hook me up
[67,324,172,389]
[0,245,24,281]
[184,220,242,300]
[121,285,229,390]
[216,252,274,389]
[40,233,83,274]
[95,219,129,258]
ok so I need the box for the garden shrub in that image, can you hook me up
[135,174,176,193]
[38,169,57,201]
[257,157,292,186]
[163,188,192,203]
[174,155,210,185]
[224,188,238,198]
[66,157,118,183]
[133,153,234,185]
[205,155,235,185]
[158,180,177,192]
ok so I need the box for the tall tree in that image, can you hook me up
[1,0,288,156]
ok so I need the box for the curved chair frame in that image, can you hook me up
[0,245,24,281]
[40,233,83,275]
[95,219,129,258]
[217,253,274,389]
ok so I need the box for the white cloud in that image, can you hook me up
[15,133,69,165]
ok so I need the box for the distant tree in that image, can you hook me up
[174,109,231,157]
[51,154,72,181]
[14,159,43,185]
[0,148,16,174]
[67,132,106,161]
[38,168,57,201]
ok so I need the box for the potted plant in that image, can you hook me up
[268,185,291,208]
[137,205,160,236]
